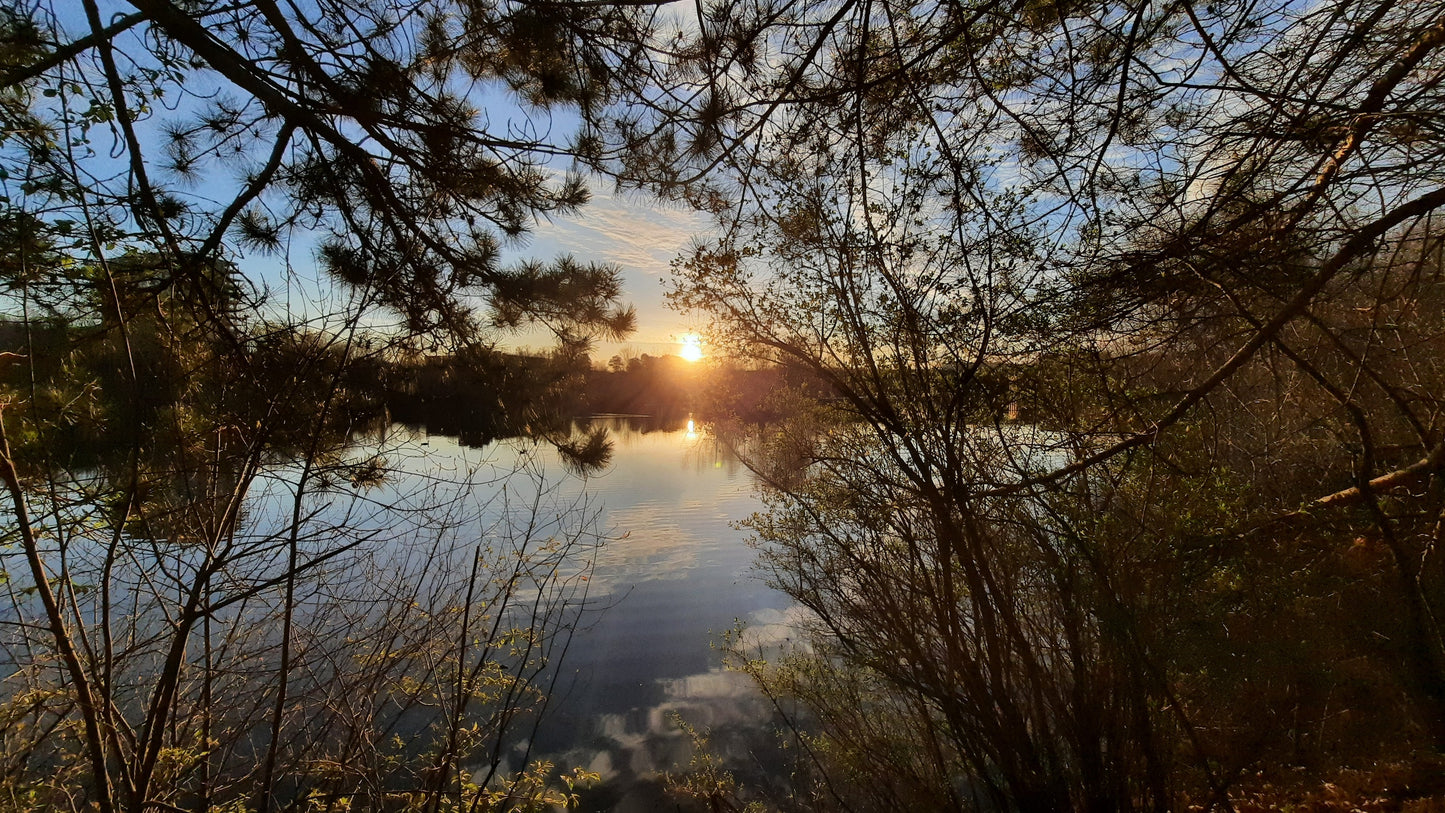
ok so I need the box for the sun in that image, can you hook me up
[678,334,704,363]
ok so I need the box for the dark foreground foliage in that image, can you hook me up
[654,0,1445,809]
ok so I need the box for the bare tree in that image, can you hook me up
[0,229,612,810]
[657,0,1445,808]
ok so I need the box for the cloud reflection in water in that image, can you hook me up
[479,418,801,809]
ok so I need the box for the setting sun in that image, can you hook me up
[678,334,704,362]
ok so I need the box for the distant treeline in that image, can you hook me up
[0,320,1027,451]
[375,349,807,439]
[374,348,953,440]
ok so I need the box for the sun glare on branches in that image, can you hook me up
[678,333,704,362]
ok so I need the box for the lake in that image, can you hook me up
[389,416,798,811]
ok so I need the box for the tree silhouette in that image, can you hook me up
[658,0,1445,807]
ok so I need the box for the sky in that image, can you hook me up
[499,181,713,361]
[226,184,710,361]
[36,0,713,363]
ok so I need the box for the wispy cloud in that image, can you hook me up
[512,184,711,345]
[530,187,707,276]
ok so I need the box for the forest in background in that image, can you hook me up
[1,0,1443,810]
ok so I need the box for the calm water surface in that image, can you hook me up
[396,417,798,810]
